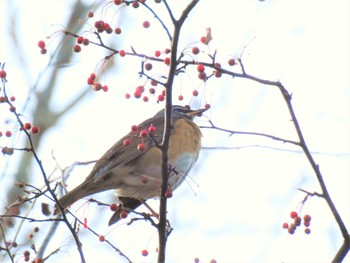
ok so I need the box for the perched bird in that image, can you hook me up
[55,105,206,226]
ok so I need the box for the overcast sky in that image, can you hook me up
[1,0,349,262]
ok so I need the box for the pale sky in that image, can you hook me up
[0,0,349,262]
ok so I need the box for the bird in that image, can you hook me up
[54,105,206,226]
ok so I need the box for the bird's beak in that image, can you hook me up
[189,107,207,117]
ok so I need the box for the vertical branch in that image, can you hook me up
[276,83,350,262]
[231,69,349,261]
[158,1,200,262]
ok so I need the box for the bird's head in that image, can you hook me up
[155,105,207,120]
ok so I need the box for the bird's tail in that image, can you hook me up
[54,182,99,215]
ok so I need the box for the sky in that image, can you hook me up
[0,0,349,262]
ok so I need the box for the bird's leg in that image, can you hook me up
[141,200,172,230]
[141,199,159,219]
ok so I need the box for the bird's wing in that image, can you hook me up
[84,114,166,181]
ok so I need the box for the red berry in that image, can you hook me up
[9,105,16,112]
[204,103,211,109]
[149,88,156,94]
[164,48,171,54]
[282,222,289,229]
[288,228,295,235]
[214,70,222,78]
[154,50,161,57]
[93,83,102,91]
[143,96,149,102]
[24,250,30,257]
[36,258,43,263]
[136,85,144,93]
[31,126,40,134]
[134,90,142,98]
[161,90,166,96]
[164,57,170,65]
[178,95,184,101]
[197,64,205,72]
[304,221,310,227]
[87,78,94,85]
[200,36,207,44]
[150,80,158,86]
[123,139,131,146]
[73,44,81,53]
[37,40,46,49]
[198,72,207,80]
[290,211,298,219]
[40,49,47,55]
[294,216,301,226]
[24,123,32,130]
[140,129,148,138]
[10,96,15,101]
[102,85,109,92]
[114,0,122,4]
[110,203,118,211]
[120,210,128,219]
[119,50,126,57]
[90,73,96,80]
[144,63,152,71]
[303,214,312,222]
[148,124,156,133]
[29,234,34,239]
[141,249,149,257]
[87,11,94,18]
[228,58,236,66]
[131,125,138,132]
[94,20,105,29]
[192,47,200,55]
[103,23,111,30]
[114,27,122,34]
[77,36,84,44]
[125,93,131,99]
[304,228,311,234]
[165,190,173,198]
[132,1,139,8]
[192,90,199,97]
[99,235,105,242]
[137,143,145,151]
[0,70,7,78]
[5,131,12,137]
[82,38,90,46]
[142,21,150,28]
[157,94,164,102]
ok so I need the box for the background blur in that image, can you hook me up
[0,0,349,262]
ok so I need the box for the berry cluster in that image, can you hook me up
[282,211,312,235]
[1,69,41,156]
[123,123,156,152]
[73,36,90,53]
[109,203,128,219]
[86,73,108,92]
[37,40,47,54]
